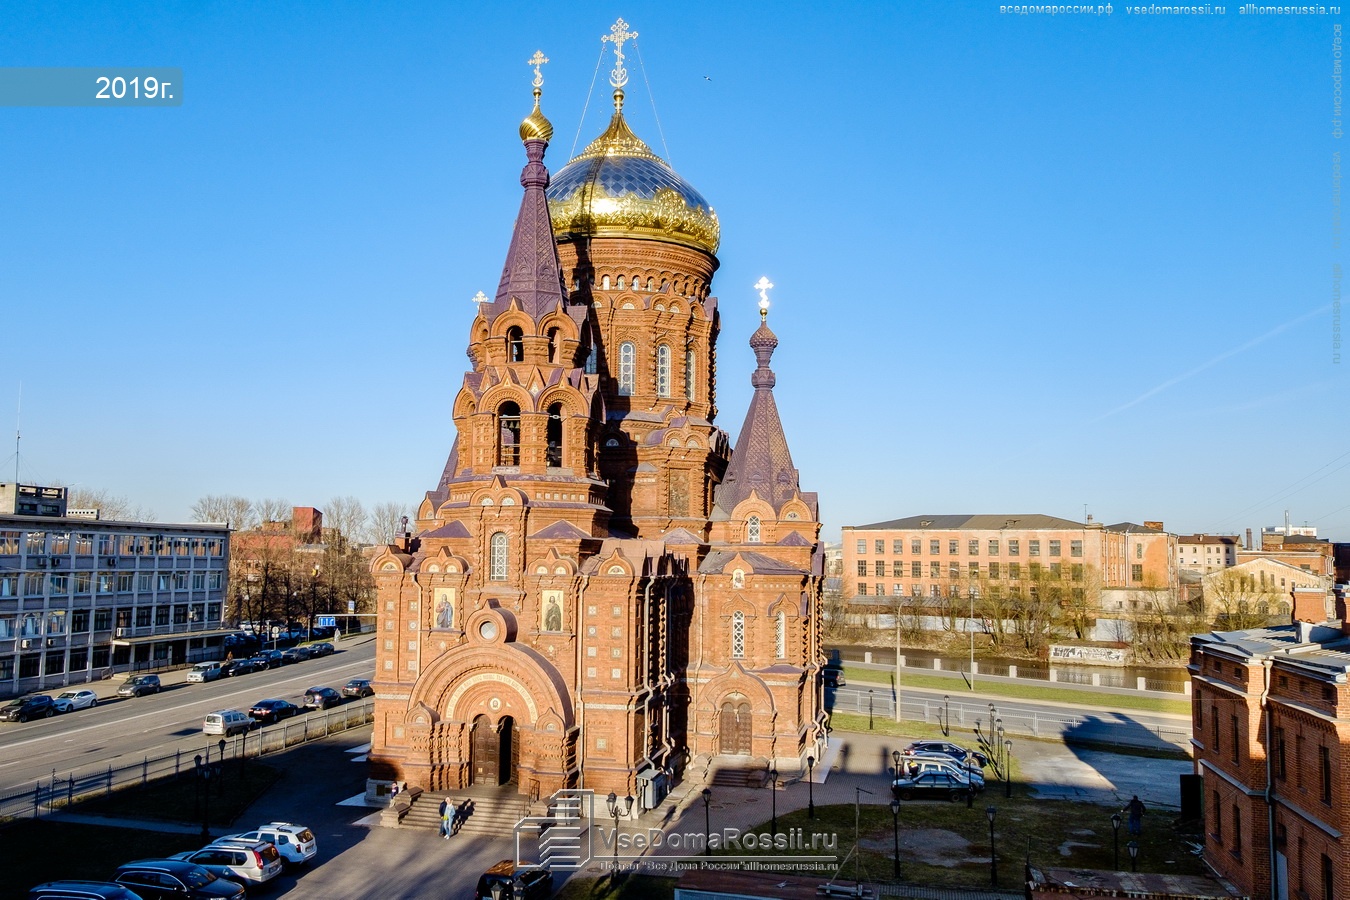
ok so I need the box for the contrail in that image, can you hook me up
[1092,305,1330,422]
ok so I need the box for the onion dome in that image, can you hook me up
[546,92,719,255]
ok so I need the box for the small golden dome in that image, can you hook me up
[519,89,553,144]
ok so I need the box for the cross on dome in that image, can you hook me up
[603,18,638,89]
[471,290,489,304]
[754,276,773,320]
[528,50,548,90]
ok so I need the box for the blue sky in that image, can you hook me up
[1,1,1346,541]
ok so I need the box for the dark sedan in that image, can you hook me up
[891,771,972,802]
[342,679,374,699]
[307,642,335,657]
[303,687,342,710]
[0,694,56,722]
[247,699,301,725]
[905,739,989,768]
[220,659,257,677]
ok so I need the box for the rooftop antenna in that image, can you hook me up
[13,382,20,485]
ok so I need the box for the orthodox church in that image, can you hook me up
[369,23,825,805]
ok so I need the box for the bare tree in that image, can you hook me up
[1204,570,1284,630]
[1130,583,1203,662]
[191,495,256,530]
[324,495,368,545]
[368,501,412,545]
[255,498,291,525]
[63,486,155,522]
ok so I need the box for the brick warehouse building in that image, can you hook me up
[1189,585,1350,900]
[367,32,825,804]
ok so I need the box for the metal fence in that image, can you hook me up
[831,689,1191,751]
[0,698,374,822]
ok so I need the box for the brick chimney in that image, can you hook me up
[1291,585,1330,625]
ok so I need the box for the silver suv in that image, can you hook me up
[222,822,316,867]
[116,675,161,698]
[172,840,283,888]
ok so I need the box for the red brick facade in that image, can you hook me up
[367,84,824,803]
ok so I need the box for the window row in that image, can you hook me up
[0,603,222,639]
[857,583,1089,600]
[0,531,224,558]
[616,341,697,402]
[0,571,221,598]
[495,402,566,468]
[1,645,112,680]
[856,561,1084,581]
[855,537,1083,558]
[729,610,790,660]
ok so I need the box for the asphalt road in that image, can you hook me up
[0,640,376,798]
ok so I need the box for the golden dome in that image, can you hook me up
[519,89,553,144]
[546,95,719,255]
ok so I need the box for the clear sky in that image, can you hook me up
[1,1,1346,542]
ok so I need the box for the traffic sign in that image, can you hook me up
[317,616,337,628]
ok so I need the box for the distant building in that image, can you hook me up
[1239,531,1337,580]
[1189,587,1350,900]
[0,484,231,696]
[840,514,1177,611]
[1177,534,1241,576]
[1200,558,1331,624]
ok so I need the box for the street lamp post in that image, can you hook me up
[966,751,974,809]
[889,798,901,879]
[986,806,998,887]
[218,739,226,796]
[606,792,633,874]
[194,754,212,839]
[1128,840,1139,872]
[868,690,874,730]
[701,788,712,857]
[1004,739,1012,798]
[1111,812,1122,869]
[806,756,815,818]
[941,694,950,737]
[768,767,779,834]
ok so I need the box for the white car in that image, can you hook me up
[225,822,317,867]
[52,689,98,712]
[187,661,223,683]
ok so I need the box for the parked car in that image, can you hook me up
[1,695,57,722]
[891,771,974,802]
[303,687,342,710]
[171,840,283,889]
[341,679,374,699]
[896,752,985,790]
[474,861,553,900]
[187,662,222,683]
[52,689,99,712]
[223,823,317,868]
[117,675,161,698]
[203,710,253,737]
[307,642,334,657]
[905,739,988,768]
[278,647,310,664]
[113,860,245,900]
[219,659,256,677]
[248,699,301,725]
[822,667,846,688]
[249,651,283,670]
[27,881,147,900]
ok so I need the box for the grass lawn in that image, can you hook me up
[716,797,1205,889]
[72,761,282,827]
[841,665,1192,715]
[0,820,202,900]
[555,874,678,900]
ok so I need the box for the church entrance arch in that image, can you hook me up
[469,715,516,786]
[718,696,752,755]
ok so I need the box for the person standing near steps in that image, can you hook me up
[439,797,451,839]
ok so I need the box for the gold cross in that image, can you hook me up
[602,18,638,89]
[528,50,548,90]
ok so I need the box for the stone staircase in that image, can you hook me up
[400,787,532,836]
[704,755,770,788]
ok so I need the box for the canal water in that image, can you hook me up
[828,643,1190,693]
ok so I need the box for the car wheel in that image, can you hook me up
[951,790,967,803]
[17,713,27,723]
[899,790,914,801]
[90,698,97,707]
[44,708,54,718]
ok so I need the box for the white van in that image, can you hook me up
[203,709,252,736]
[188,661,223,683]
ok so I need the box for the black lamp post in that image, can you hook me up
[941,694,950,736]
[892,749,902,780]
[768,767,779,835]
[701,788,712,856]
[806,756,815,818]
[1003,739,1012,798]
[1128,840,1139,872]
[1111,812,1122,869]
[966,751,974,809]
[889,798,901,879]
[986,805,998,887]
[868,689,875,730]
[194,753,212,839]
[218,739,226,796]
[606,792,633,873]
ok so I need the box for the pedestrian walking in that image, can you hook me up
[439,797,451,839]
[1125,795,1146,837]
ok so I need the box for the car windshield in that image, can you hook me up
[3,698,23,707]
[57,692,77,699]
[183,866,216,888]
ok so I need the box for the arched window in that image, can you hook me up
[656,344,671,397]
[618,342,636,396]
[506,327,524,363]
[616,275,625,289]
[601,275,611,290]
[546,328,558,363]
[489,532,508,581]
[585,342,598,375]
[546,402,564,468]
[646,278,654,291]
[685,349,696,401]
[747,515,761,543]
[498,402,521,466]
[731,611,745,659]
[775,611,786,659]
